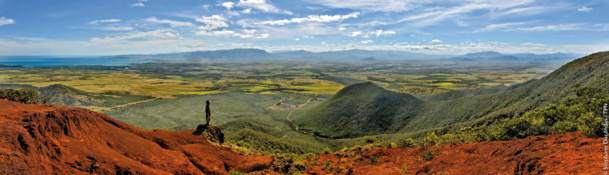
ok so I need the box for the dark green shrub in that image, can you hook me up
[318,147,332,155]
[421,149,438,161]
[0,88,48,104]
[552,120,578,133]
[396,137,416,147]
[422,132,439,146]
[578,113,603,137]
[363,136,377,144]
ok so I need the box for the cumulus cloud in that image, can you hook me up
[237,0,292,15]
[361,39,373,44]
[0,17,15,26]
[220,2,235,10]
[196,15,229,31]
[348,30,395,37]
[578,7,592,12]
[370,30,395,37]
[131,3,145,7]
[430,39,442,44]
[196,29,236,36]
[241,8,253,14]
[233,29,269,38]
[145,17,194,27]
[259,12,360,25]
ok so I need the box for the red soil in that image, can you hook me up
[0,99,273,174]
[307,132,604,175]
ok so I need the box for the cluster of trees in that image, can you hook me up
[393,85,608,147]
[0,88,50,104]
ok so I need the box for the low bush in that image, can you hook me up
[0,88,49,104]
[396,137,416,147]
[363,136,377,144]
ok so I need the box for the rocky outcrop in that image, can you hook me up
[0,99,273,174]
[306,132,603,174]
[194,124,225,144]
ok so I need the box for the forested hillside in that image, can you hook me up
[294,51,609,138]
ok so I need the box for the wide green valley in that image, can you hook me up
[3,49,605,157]
[2,1,608,173]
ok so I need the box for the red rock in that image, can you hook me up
[0,99,273,174]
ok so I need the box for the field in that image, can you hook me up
[0,60,563,153]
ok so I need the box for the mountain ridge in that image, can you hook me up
[294,51,609,138]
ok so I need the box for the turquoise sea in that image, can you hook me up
[0,56,149,68]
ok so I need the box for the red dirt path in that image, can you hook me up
[307,132,604,175]
[0,99,273,174]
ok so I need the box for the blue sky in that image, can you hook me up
[0,0,608,55]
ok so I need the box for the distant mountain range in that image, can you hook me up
[451,51,582,62]
[102,48,584,63]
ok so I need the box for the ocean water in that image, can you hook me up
[0,56,149,68]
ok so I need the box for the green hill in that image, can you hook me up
[294,51,609,138]
[294,82,425,138]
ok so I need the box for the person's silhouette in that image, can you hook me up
[205,100,211,125]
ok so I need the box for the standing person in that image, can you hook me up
[205,100,211,125]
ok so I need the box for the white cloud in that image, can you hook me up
[578,7,592,12]
[196,28,268,39]
[90,30,180,43]
[237,0,292,15]
[295,38,300,41]
[307,0,417,12]
[370,30,395,37]
[227,11,241,16]
[202,4,211,9]
[259,12,360,25]
[131,3,145,7]
[348,31,363,37]
[241,8,253,14]
[145,17,194,27]
[196,29,236,36]
[196,15,229,31]
[430,39,442,43]
[394,0,552,27]
[517,24,583,31]
[477,22,527,32]
[89,19,122,25]
[101,26,134,31]
[233,29,269,38]
[520,42,546,47]
[361,39,373,44]
[348,30,395,37]
[220,2,235,10]
[0,17,15,26]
